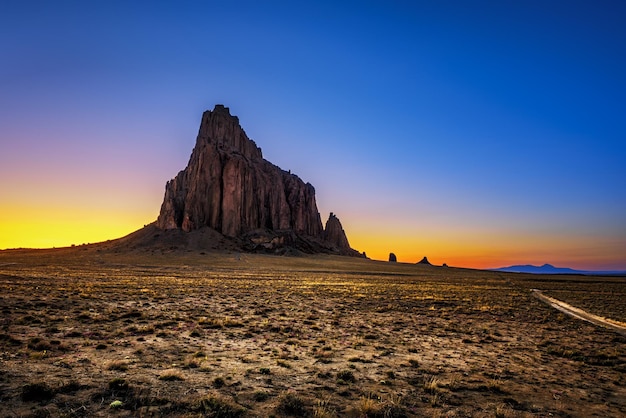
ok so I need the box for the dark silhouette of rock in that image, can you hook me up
[157,105,322,237]
[323,212,350,250]
[417,256,431,265]
[389,253,397,262]
[155,105,363,256]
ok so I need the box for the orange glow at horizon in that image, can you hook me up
[0,205,156,250]
[1,204,624,272]
[347,227,626,271]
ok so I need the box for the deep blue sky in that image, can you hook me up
[1,1,625,269]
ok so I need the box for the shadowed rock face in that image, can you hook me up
[323,212,351,250]
[417,256,432,265]
[157,105,323,238]
[156,105,362,257]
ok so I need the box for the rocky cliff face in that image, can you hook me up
[324,212,351,251]
[156,105,361,256]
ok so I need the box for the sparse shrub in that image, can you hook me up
[137,324,155,334]
[159,369,184,381]
[356,395,382,417]
[445,374,461,391]
[108,377,129,393]
[336,370,355,383]
[57,380,83,394]
[277,391,307,416]
[199,317,224,329]
[223,318,244,328]
[213,376,226,388]
[495,402,519,418]
[313,347,334,363]
[381,394,407,418]
[260,367,271,375]
[277,359,291,368]
[314,397,337,418]
[28,337,51,351]
[424,375,441,393]
[348,356,373,363]
[184,357,201,369]
[120,310,142,319]
[29,351,47,360]
[21,382,55,401]
[195,395,246,417]
[106,360,128,371]
[486,378,505,393]
[356,394,408,418]
[0,333,22,346]
[253,391,270,402]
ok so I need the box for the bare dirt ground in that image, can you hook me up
[0,248,625,417]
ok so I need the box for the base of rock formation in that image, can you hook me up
[151,105,364,258]
[102,222,365,257]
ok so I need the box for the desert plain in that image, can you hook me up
[0,247,624,417]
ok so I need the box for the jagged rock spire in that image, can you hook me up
[156,105,323,237]
[323,212,351,250]
[154,105,364,257]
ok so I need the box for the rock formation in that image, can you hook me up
[156,105,362,256]
[389,253,397,262]
[417,256,432,265]
[323,212,351,251]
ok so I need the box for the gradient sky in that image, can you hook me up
[1,1,625,270]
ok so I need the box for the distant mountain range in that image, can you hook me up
[492,263,626,276]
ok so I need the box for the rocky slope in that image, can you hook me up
[156,105,362,256]
[323,212,351,251]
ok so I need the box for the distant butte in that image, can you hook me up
[132,104,364,257]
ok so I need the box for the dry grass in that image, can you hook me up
[0,247,625,417]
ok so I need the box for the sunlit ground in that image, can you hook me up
[0,248,624,417]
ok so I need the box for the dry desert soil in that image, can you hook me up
[0,247,625,417]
